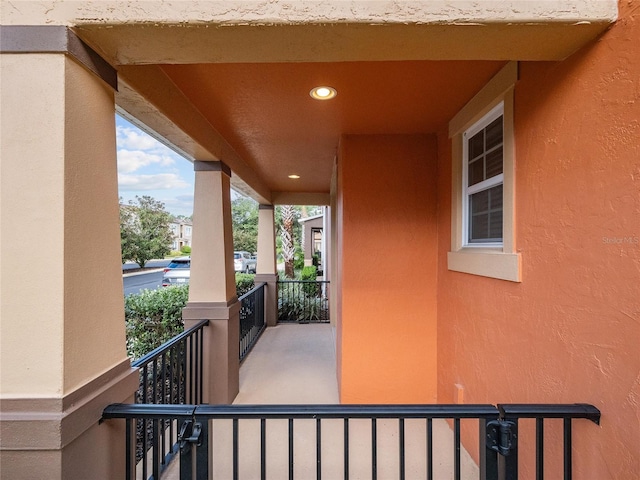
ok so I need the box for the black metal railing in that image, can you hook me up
[239,282,267,361]
[102,403,600,480]
[130,319,208,480]
[496,404,601,480]
[277,280,330,323]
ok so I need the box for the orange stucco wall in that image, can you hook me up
[437,3,639,478]
[337,134,439,403]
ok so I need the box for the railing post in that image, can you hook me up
[564,417,572,480]
[256,284,265,333]
[480,418,500,480]
[179,417,208,480]
[255,273,278,326]
[499,417,518,480]
[153,419,162,480]
[486,417,518,480]
[125,418,136,480]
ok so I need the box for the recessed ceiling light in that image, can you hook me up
[288,174,300,179]
[310,86,337,100]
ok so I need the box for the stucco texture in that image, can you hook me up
[0,54,127,396]
[436,2,640,478]
[338,134,439,404]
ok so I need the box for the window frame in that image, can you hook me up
[447,62,521,282]
[462,103,504,247]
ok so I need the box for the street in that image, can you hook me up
[122,259,171,296]
[123,270,165,296]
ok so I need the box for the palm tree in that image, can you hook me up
[280,205,295,278]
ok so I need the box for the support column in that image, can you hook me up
[0,28,137,480]
[254,204,278,327]
[182,161,239,404]
[330,161,340,329]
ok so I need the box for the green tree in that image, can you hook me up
[120,196,173,268]
[279,205,296,278]
[275,205,321,277]
[231,196,258,253]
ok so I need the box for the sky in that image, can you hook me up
[116,114,195,217]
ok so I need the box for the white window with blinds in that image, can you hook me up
[462,103,504,246]
[447,62,521,282]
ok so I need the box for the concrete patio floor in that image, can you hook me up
[234,323,340,405]
[163,324,478,479]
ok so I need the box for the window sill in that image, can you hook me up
[447,249,521,282]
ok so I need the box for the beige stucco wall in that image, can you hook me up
[256,207,277,275]
[62,56,128,393]
[0,1,617,27]
[188,165,237,303]
[1,54,65,395]
[0,53,127,397]
[1,1,619,76]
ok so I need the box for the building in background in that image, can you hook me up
[299,207,328,276]
[169,217,192,251]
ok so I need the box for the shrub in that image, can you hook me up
[300,265,317,281]
[235,273,255,297]
[278,283,325,322]
[125,275,258,359]
[180,245,192,254]
[300,266,319,296]
[125,285,189,360]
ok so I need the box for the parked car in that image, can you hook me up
[162,268,190,287]
[234,251,257,273]
[163,256,190,273]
